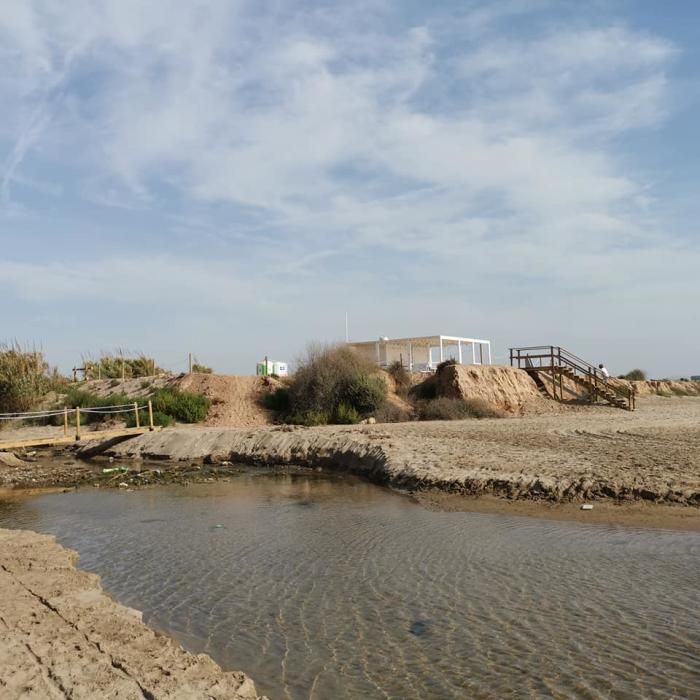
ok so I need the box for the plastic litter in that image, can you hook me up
[102,466,128,474]
[581,504,594,510]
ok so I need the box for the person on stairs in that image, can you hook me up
[598,363,610,380]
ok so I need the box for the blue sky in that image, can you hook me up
[1,0,699,377]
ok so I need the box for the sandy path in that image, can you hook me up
[177,374,273,427]
[103,397,700,506]
[0,529,262,700]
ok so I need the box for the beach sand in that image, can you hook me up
[0,528,263,700]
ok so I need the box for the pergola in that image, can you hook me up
[348,335,492,371]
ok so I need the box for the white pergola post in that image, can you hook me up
[472,342,476,364]
[479,344,484,364]
[458,341,463,364]
[439,337,444,363]
[487,342,492,365]
[408,342,413,371]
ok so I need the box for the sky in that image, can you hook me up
[1,0,699,378]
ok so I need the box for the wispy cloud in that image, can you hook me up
[0,1,697,374]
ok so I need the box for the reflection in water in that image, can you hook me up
[1,472,699,699]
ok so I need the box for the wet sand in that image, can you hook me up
[0,528,262,700]
[414,492,700,530]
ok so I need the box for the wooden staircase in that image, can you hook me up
[510,346,636,411]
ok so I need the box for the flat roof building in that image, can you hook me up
[348,334,492,372]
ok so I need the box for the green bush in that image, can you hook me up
[263,387,291,412]
[417,397,502,421]
[125,410,174,428]
[288,410,330,426]
[61,387,209,425]
[192,363,213,374]
[285,344,387,424]
[623,368,647,381]
[341,375,387,414]
[150,389,210,423]
[61,389,135,425]
[333,403,361,424]
[0,343,53,413]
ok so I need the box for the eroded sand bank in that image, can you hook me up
[101,397,700,507]
[0,528,263,700]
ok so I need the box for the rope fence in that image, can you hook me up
[0,401,156,440]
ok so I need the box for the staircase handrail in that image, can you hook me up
[510,345,636,409]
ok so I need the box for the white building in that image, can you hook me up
[256,359,289,377]
[347,334,492,372]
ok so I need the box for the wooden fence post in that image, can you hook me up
[75,407,81,441]
[148,400,154,431]
[63,407,68,437]
[134,402,140,428]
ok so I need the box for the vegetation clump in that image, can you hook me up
[83,353,164,379]
[267,344,387,425]
[387,361,411,398]
[150,388,210,423]
[60,387,209,426]
[622,368,647,381]
[191,362,213,374]
[0,343,59,414]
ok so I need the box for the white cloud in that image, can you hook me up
[0,1,698,375]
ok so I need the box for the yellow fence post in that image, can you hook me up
[134,402,140,428]
[63,407,68,437]
[148,400,154,431]
[75,407,81,441]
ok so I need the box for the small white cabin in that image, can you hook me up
[256,359,289,377]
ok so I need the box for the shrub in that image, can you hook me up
[125,410,174,428]
[192,363,213,374]
[374,403,412,423]
[410,376,438,401]
[150,389,210,423]
[387,361,411,396]
[61,387,209,425]
[83,353,163,379]
[623,368,647,381]
[417,397,502,421]
[333,403,361,424]
[58,389,133,425]
[288,410,330,426]
[341,375,387,414]
[0,343,54,413]
[263,387,291,412]
[285,344,387,424]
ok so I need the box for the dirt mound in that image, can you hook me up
[632,379,700,397]
[437,364,558,415]
[175,373,276,427]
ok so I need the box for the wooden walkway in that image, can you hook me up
[0,426,161,452]
[0,401,162,451]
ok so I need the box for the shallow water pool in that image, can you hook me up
[1,471,698,699]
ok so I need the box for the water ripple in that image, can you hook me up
[1,474,698,700]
